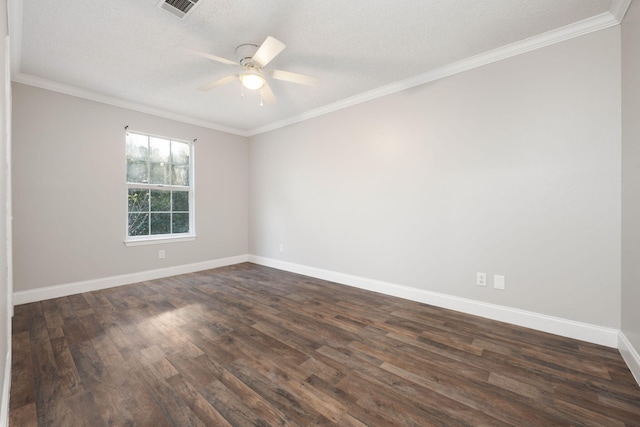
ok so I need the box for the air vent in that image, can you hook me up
[157,0,201,20]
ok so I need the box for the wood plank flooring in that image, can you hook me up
[9,262,640,426]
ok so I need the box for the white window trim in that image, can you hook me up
[124,130,196,245]
[124,234,196,247]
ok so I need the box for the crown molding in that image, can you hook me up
[610,0,633,22]
[9,0,631,138]
[247,4,628,136]
[12,73,249,137]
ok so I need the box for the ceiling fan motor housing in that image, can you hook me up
[236,43,260,68]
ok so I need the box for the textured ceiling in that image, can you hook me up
[10,0,622,135]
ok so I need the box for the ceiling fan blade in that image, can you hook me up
[252,36,286,67]
[199,75,238,91]
[271,69,322,87]
[260,82,277,105]
[184,47,237,66]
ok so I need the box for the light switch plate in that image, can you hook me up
[494,274,505,290]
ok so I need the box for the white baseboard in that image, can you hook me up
[619,331,640,385]
[248,255,620,348]
[12,253,622,348]
[13,254,249,305]
[7,254,637,387]
[0,351,10,427]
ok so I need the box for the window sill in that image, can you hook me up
[124,235,196,247]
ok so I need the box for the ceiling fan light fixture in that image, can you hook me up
[240,72,265,90]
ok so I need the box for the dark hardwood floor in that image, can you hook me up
[9,263,640,426]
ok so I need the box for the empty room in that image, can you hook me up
[1,0,640,425]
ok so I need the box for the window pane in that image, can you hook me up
[172,191,189,211]
[127,160,148,183]
[128,188,149,212]
[150,213,171,235]
[171,141,190,165]
[150,190,171,211]
[150,162,170,185]
[171,165,189,186]
[128,212,149,236]
[126,133,149,184]
[172,213,189,233]
[126,133,148,161]
[149,138,170,184]
[150,137,170,163]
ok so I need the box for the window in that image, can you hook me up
[125,131,195,245]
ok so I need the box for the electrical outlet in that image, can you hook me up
[476,272,486,286]
[159,250,165,259]
[494,274,505,290]
[279,244,284,253]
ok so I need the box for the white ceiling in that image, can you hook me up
[9,0,627,136]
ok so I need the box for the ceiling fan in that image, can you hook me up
[187,36,321,105]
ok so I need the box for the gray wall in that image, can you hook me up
[12,83,249,291]
[622,1,640,353]
[250,28,622,328]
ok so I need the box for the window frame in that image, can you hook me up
[124,130,196,246]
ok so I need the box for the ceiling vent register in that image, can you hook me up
[157,0,201,20]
